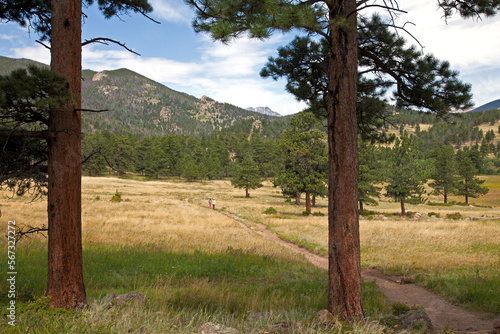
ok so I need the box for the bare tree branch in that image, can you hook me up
[35,39,51,50]
[75,108,111,113]
[14,224,48,242]
[82,37,141,56]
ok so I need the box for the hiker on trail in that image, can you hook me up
[212,198,216,210]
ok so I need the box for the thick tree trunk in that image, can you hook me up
[305,190,311,213]
[326,0,364,321]
[47,0,87,309]
[444,191,447,204]
[400,199,406,217]
[245,188,249,198]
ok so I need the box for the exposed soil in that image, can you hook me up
[225,212,494,334]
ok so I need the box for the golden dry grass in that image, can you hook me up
[1,174,499,277]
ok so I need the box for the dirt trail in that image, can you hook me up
[224,212,494,334]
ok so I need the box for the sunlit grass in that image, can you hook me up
[1,173,499,326]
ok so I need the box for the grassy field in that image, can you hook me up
[0,175,499,332]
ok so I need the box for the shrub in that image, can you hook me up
[446,212,462,220]
[428,212,440,218]
[302,211,311,216]
[312,212,325,216]
[111,190,123,202]
[263,207,277,215]
[391,302,423,316]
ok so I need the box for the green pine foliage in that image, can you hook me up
[384,132,428,216]
[230,155,263,197]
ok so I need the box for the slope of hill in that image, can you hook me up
[0,56,48,75]
[0,57,286,137]
[469,99,500,112]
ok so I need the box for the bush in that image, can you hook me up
[446,212,462,220]
[312,212,325,216]
[111,190,123,202]
[263,207,277,215]
[428,212,441,218]
[302,211,311,216]
[391,302,423,316]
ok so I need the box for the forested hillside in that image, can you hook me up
[0,56,289,137]
[81,68,288,136]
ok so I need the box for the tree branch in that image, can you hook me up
[35,39,51,50]
[0,130,51,139]
[14,224,48,242]
[75,108,111,113]
[81,37,141,56]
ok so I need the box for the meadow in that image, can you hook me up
[0,175,499,333]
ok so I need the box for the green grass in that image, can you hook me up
[418,268,500,317]
[0,239,390,333]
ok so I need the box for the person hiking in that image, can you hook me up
[208,198,212,209]
[212,198,216,210]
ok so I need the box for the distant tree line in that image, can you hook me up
[82,108,496,215]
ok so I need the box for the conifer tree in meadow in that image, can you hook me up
[231,155,263,198]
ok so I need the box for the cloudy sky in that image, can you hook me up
[0,0,499,115]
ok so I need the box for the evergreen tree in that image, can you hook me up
[185,0,499,320]
[82,132,108,176]
[0,66,70,196]
[456,149,489,204]
[230,155,263,197]
[181,155,199,181]
[274,112,327,213]
[385,132,427,216]
[358,140,383,211]
[0,0,155,309]
[429,145,458,203]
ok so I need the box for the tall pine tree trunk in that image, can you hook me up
[400,199,406,217]
[47,0,87,309]
[326,0,364,321]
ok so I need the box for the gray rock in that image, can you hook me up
[197,322,239,334]
[396,309,433,332]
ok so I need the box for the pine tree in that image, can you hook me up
[455,149,489,204]
[230,155,263,198]
[185,0,499,320]
[385,132,427,217]
[274,111,327,213]
[358,140,383,211]
[429,145,458,203]
[0,0,154,309]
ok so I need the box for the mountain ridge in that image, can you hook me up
[469,99,500,113]
[0,56,288,137]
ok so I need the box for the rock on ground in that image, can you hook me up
[197,322,239,334]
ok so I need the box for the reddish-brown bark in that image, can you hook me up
[326,0,364,320]
[46,0,87,309]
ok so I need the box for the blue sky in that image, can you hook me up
[0,0,499,115]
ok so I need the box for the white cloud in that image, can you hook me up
[11,45,50,64]
[149,0,193,24]
[78,35,305,115]
[0,34,14,40]
[365,0,500,106]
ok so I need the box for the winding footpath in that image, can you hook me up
[223,212,494,334]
